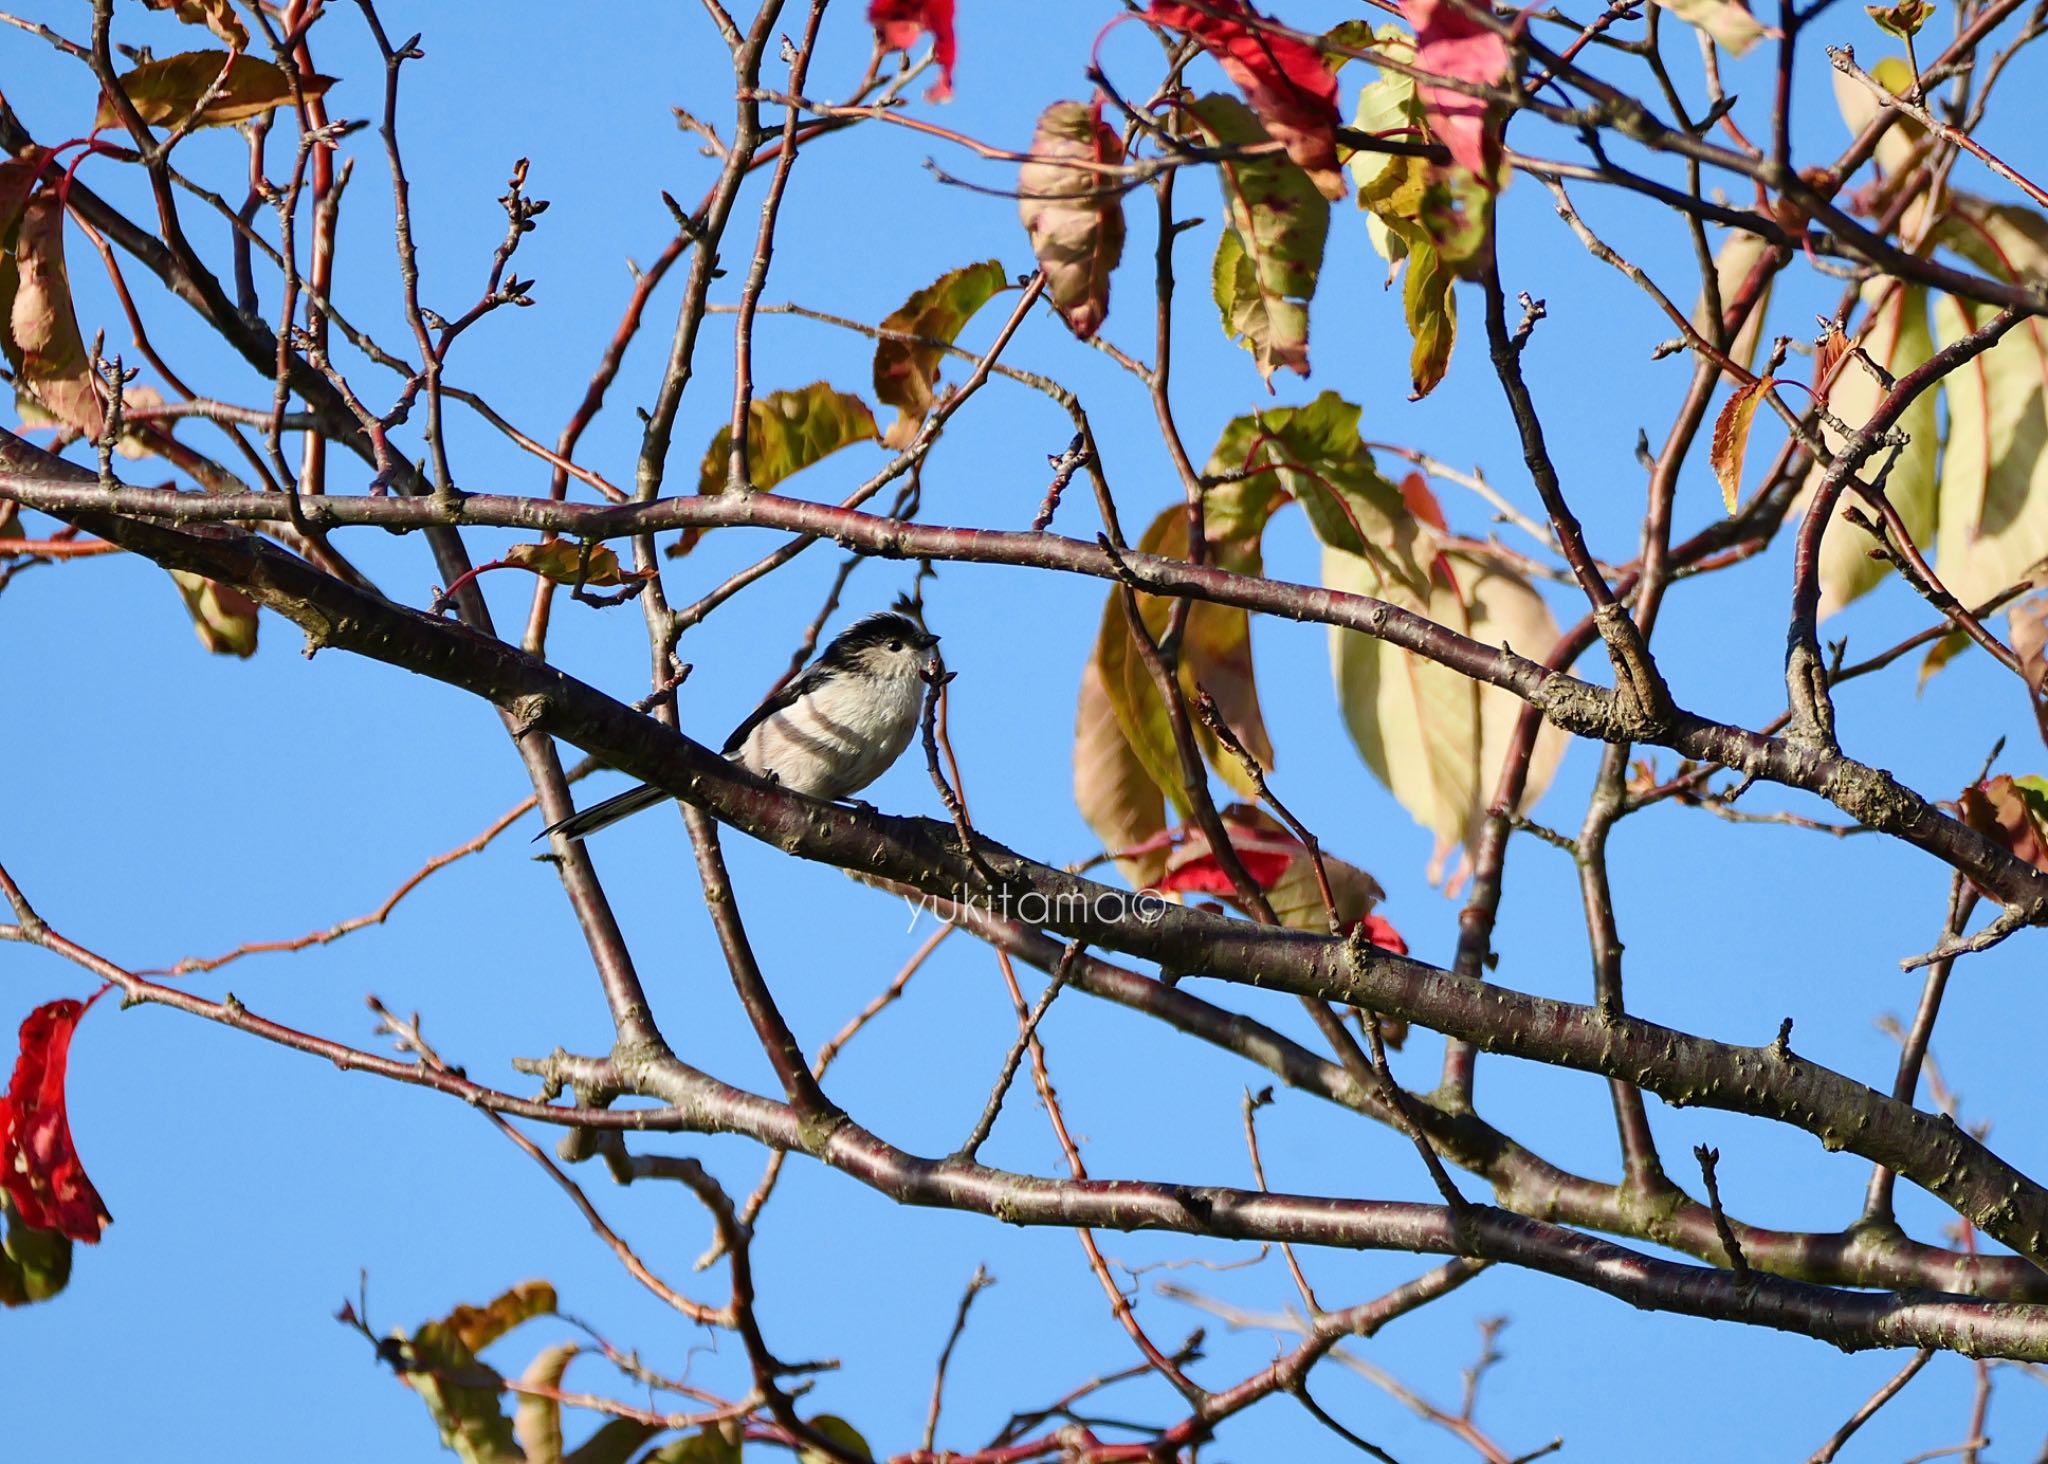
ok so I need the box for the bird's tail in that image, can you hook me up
[535,782,670,843]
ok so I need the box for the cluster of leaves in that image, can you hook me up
[1075,393,1561,898]
[1707,56,2048,661]
[368,1280,866,1464]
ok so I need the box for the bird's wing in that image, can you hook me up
[720,663,829,756]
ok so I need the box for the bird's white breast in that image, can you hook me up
[734,665,924,800]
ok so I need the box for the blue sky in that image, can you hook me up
[6,1,2048,1459]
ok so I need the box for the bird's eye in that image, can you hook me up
[888,639,903,652]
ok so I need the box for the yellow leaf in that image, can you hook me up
[168,570,258,657]
[98,52,336,130]
[502,540,643,586]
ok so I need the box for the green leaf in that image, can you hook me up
[676,384,878,556]
[563,1418,660,1464]
[1711,377,1774,514]
[1402,238,1456,399]
[638,1425,743,1464]
[873,259,1009,448]
[1018,101,1126,339]
[1652,0,1765,55]
[0,1191,71,1307]
[801,1415,873,1464]
[1931,200,2048,607]
[98,51,336,130]
[1347,27,1422,207]
[1328,543,1563,857]
[1187,94,1329,387]
[4,191,104,440]
[1805,282,1937,615]
[1205,392,1429,596]
[398,1282,558,1464]
[168,570,259,657]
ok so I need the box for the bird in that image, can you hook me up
[539,609,940,842]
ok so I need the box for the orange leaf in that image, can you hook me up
[1711,377,1773,513]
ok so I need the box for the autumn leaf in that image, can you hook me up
[869,0,957,101]
[1868,0,1935,38]
[1653,0,1766,55]
[1075,656,1169,888]
[1018,101,1126,340]
[0,996,111,1245]
[1403,236,1456,398]
[1692,230,1775,373]
[1160,804,1388,933]
[2010,593,2048,747]
[398,1282,557,1464]
[1932,199,2048,609]
[1328,543,1565,862]
[1207,392,1431,596]
[1801,283,1936,616]
[3,190,104,441]
[674,384,878,555]
[1187,94,1329,386]
[1401,0,1509,181]
[168,569,259,656]
[1832,55,1927,185]
[873,259,1008,448]
[512,1343,578,1464]
[143,0,249,49]
[98,51,336,130]
[1711,377,1774,514]
[1357,912,1409,954]
[1148,0,1348,201]
[502,540,645,587]
[1959,775,2048,887]
[1918,626,1969,691]
[1089,507,1277,813]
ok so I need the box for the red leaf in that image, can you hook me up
[1149,1,1348,201]
[0,996,111,1244]
[870,0,957,100]
[1158,817,1303,893]
[1356,912,1409,955]
[1402,0,1509,180]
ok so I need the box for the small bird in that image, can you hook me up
[540,609,940,842]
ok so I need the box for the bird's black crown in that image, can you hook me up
[818,611,937,668]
